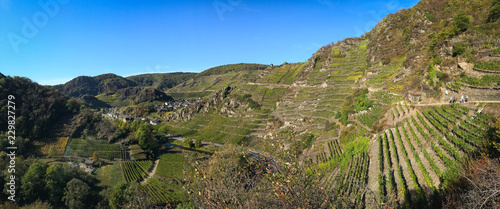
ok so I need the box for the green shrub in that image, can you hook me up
[491,47,500,55]
[332,47,341,55]
[454,12,471,33]
[340,110,349,125]
[433,56,442,65]
[425,12,435,22]
[452,43,467,56]
[353,89,374,111]
[301,133,315,149]
[194,139,202,148]
[489,0,500,22]
[247,99,261,109]
[183,139,194,148]
[428,64,436,85]
[437,71,449,81]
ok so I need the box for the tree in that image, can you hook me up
[194,139,202,148]
[21,162,48,203]
[66,98,80,114]
[489,0,500,22]
[48,145,57,158]
[183,139,194,148]
[63,178,90,209]
[136,123,158,159]
[45,164,66,206]
[109,182,129,209]
[92,152,99,164]
[454,12,471,33]
[158,124,169,134]
[109,182,151,209]
[82,129,89,139]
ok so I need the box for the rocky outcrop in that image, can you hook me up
[167,86,247,121]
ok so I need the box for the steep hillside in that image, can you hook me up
[55,73,137,97]
[195,63,268,77]
[365,0,500,99]
[127,72,196,91]
[0,76,75,140]
[115,87,173,103]
[167,63,269,100]
[55,73,192,106]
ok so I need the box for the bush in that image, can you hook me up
[353,89,374,111]
[453,43,467,56]
[183,139,194,148]
[489,0,500,22]
[433,56,442,65]
[437,71,450,81]
[491,47,500,55]
[425,12,435,22]
[428,64,436,85]
[340,110,349,125]
[194,139,202,148]
[454,12,471,33]
[247,99,261,109]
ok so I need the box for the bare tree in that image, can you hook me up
[443,157,500,209]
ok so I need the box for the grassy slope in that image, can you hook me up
[95,162,124,188]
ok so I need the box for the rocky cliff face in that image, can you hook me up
[167,86,247,121]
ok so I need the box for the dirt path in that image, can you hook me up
[414,101,500,106]
[366,135,380,208]
[385,129,403,206]
[141,158,160,184]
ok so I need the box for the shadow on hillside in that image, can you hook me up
[163,143,213,155]
[375,178,441,209]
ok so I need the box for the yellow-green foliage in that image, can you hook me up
[260,63,305,84]
[491,47,500,54]
[166,113,257,144]
[358,40,368,51]
[340,123,368,144]
[428,64,436,85]
[332,47,341,55]
[347,74,362,81]
[331,136,369,170]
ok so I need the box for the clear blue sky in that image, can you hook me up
[0,0,419,85]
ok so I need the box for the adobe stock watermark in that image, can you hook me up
[7,0,70,53]
[354,0,401,36]
[212,0,243,21]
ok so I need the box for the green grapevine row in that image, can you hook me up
[122,161,148,183]
[411,116,442,176]
[404,121,435,191]
[395,124,425,204]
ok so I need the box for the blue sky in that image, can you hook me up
[0,0,419,85]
